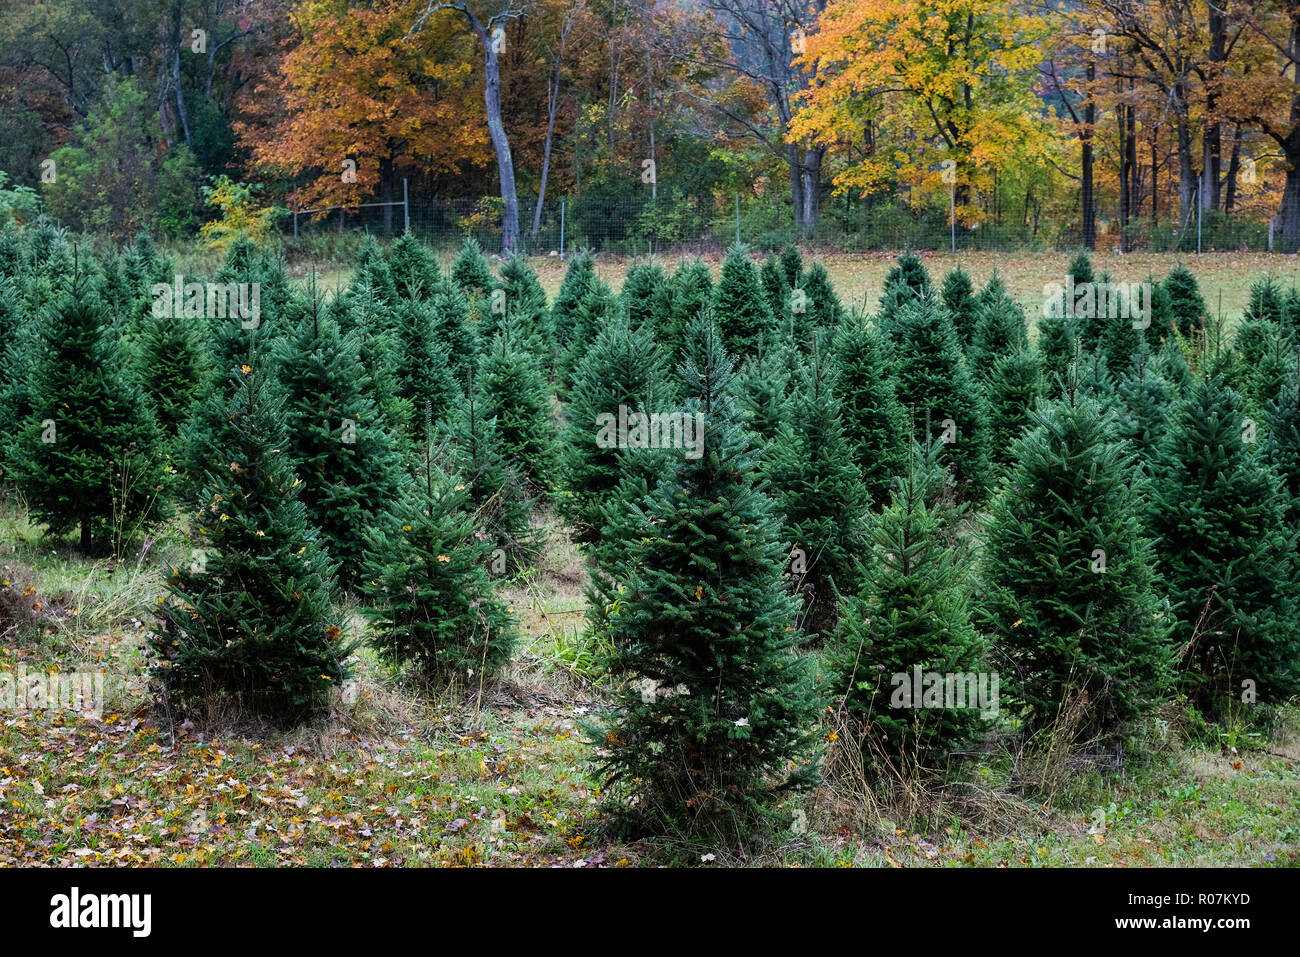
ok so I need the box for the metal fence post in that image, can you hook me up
[560,199,566,260]
[403,178,409,234]
[735,193,740,245]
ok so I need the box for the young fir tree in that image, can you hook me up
[765,349,871,638]
[1035,308,1077,396]
[779,244,804,288]
[832,436,987,776]
[796,261,845,335]
[1148,376,1300,715]
[760,252,788,318]
[0,275,42,481]
[150,363,353,725]
[272,290,406,587]
[12,266,167,553]
[489,253,550,351]
[549,249,597,365]
[985,348,1044,466]
[427,277,481,381]
[665,258,713,355]
[620,261,670,333]
[734,344,793,448]
[389,298,462,442]
[558,276,619,392]
[1163,263,1206,336]
[889,295,994,499]
[1154,334,1194,397]
[712,243,775,360]
[557,317,669,539]
[362,446,518,683]
[1242,327,1297,416]
[830,313,909,507]
[1067,250,1094,286]
[386,232,441,299]
[479,328,560,496]
[1114,352,1174,465]
[586,317,820,833]
[980,390,1173,735]
[354,234,399,305]
[338,275,412,441]
[876,252,932,337]
[450,236,496,326]
[940,264,980,347]
[447,372,538,569]
[968,277,1030,375]
[1263,373,1300,526]
[136,301,207,441]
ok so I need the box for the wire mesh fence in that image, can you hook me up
[281,188,1286,258]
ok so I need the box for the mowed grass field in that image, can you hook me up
[281,249,1300,327]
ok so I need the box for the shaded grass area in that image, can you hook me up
[2,501,1297,868]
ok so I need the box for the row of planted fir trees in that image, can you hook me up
[1,217,1298,835]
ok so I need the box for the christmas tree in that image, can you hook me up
[12,263,167,553]
[985,348,1044,466]
[1114,351,1174,465]
[1163,264,1206,336]
[354,234,399,305]
[385,232,441,299]
[1148,376,1300,716]
[796,261,845,335]
[712,243,775,360]
[980,389,1173,734]
[489,253,550,351]
[830,313,908,506]
[940,264,980,347]
[586,317,820,833]
[136,301,207,440]
[388,298,463,442]
[760,253,788,318]
[550,249,598,365]
[889,295,994,499]
[779,244,804,288]
[877,253,932,337]
[450,236,496,326]
[832,436,987,776]
[272,288,407,587]
[766,348,871,637]
[665,258,713,356]
[620,261,670,334]
[968,276,1030,374]
[557,316,670,539]
[479,329,560,496]
[362,446,518,683]
[150,362,353,725]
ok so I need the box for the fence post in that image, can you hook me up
[560,199,566,260]
[403,178,409,234]
[735,193,740,245]
[293,209,298,239]
[1197,169,1203,255]
[950,181,955,253]
[1269,217,1274,253]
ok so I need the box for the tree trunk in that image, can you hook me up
[481,23,520,254]
[1082,62,1096,250]
[381,156,394,236]
[1280,143,1300,253]
[1176,108,1195,230]
[799,146,823,234]
[171,4,192,149]
[786,144,803,238]
[1224,124,1242,214]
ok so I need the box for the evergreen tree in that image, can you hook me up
[877,252,932,336]
[1067,250,1094,286]
[760,253,788,318]
[980,391,1173,734]
[354,234,399,305]
[1114,352,1173,465]
[386,232,441,299]
[558,317,669,539]
[779,244,804,288]
[1163,263,1206,336]
[150,363,352,724]
[665,258,713,354]
[1263,373,1300,526]
[273,292,406,587]
[13,267,166,553]
[766,349,870,637]
[797,261,845,334]
[137,303,207,440]
[1148,376,1300,715]
[734,344,793,448]
[450,236,496,326]
[362,447,518,682]
[830,314,908,506]
[889,296,994,499]
[941,264,980,347]
[558,276,619,391]
[832,437,987,775]
[389,298,462,440]
[968,278,1030,374]
[1154,334,1194,397]
[620,261,670,333]
[0,275,41,481]
[550,249,597,364]
[447,375,538,568]
[586,318,820,833]
[480,330,560,495]
[712,243,775,360]
[1035,310,1077,395]
[985,348,1043,466]
[489,253,550,350]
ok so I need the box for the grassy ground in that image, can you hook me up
[2,502,1297,868]
[263,250,1300,326]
